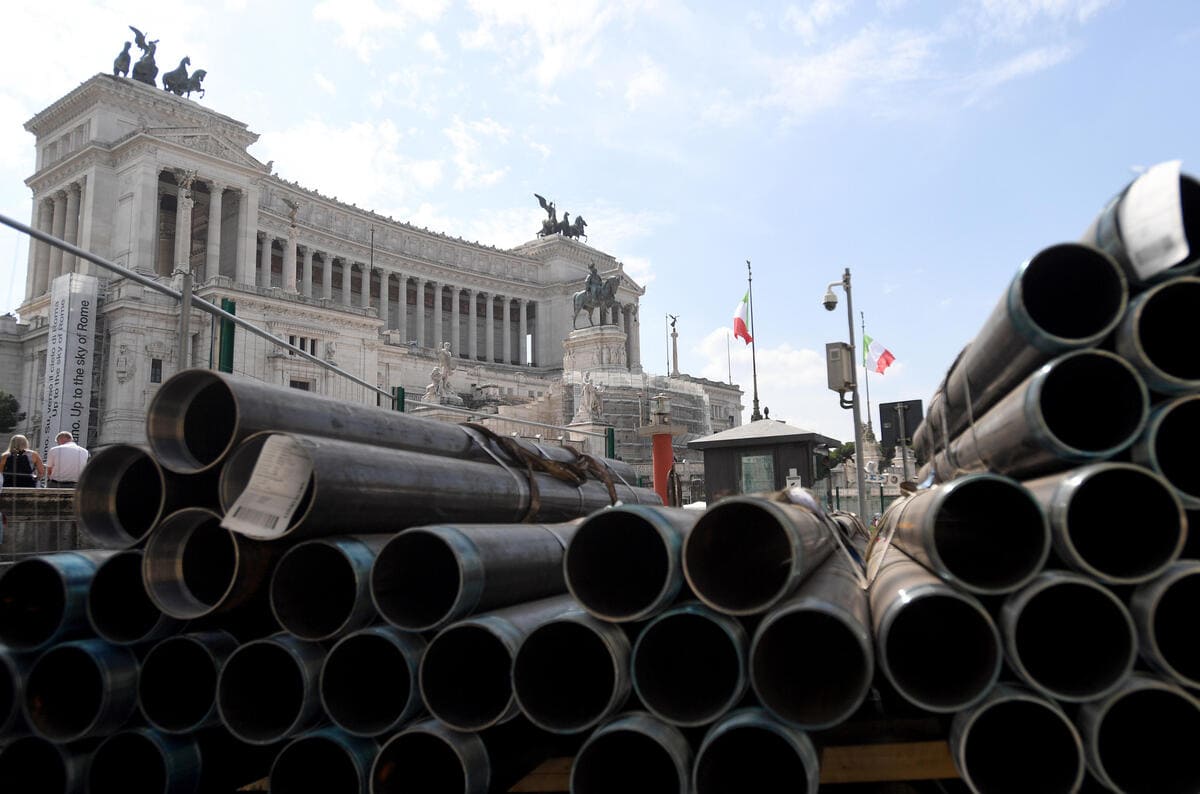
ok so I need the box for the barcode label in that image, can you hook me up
[222,434,313,540]
[228,505,283,530]
[1121,160,1190,280]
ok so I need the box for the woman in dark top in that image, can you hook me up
[1,434,45,488]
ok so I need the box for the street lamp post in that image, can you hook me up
[823,268,867,520]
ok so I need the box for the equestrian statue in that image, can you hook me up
[535,194,589,241]
[113,27,207,99]
[573,263,621,328]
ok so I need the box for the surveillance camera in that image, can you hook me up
[822,290,838,311]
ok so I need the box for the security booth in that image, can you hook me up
[687,419,840,505]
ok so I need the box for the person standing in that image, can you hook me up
[46,431,89,489]
[1,435,44,488]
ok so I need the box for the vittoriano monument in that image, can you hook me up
[573,262,621,328]
[113,26,207,98]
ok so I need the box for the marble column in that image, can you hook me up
[450,286,461,355]
[174,177,195,273]
[24,199,39,299]
[467,289,478,359]
[502,296,512,364]
[432,282,443,349]
[259,234,273,287]
[485,294,495,363]
[631,306,642,371]
[283,234,298,293]
[205,181,224,282]
[48,191,67,283]
[321,252,333,299]
[340,258,352,306]
[301,247,313,298]
[398,275,408,339]
[382,272,394,328]
[33,197,52,295]
[360,265,371,310]
[415,277,426,347]
[62,183,81,274]
[518,298,528,366]
[236,187,259,286]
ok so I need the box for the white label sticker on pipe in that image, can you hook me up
[1119,160,1190,280]
[221,435,313,540]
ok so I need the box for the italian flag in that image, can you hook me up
[733,292,753,344]
[864,334,895,374]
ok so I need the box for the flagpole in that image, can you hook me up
[726,331,732,385]
[747,260,762,421]
[861,311,873,434]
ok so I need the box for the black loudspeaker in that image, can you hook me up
[879,400,923,447]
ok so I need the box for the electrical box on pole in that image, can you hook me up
[879,399,924,447]
[825,342,855,393]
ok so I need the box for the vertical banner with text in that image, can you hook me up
[41,273,100,461]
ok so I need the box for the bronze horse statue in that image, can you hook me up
[561,215,587,241]
[573,275,621,328]
[162,57,191,95]
[184,70,207,98]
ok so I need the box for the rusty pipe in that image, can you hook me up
[86,549,185,646]
[216,633,327,745]
[564,505,700,623]
[85,727,201,794]
[682,496,836,616]
[0,551,116,652]
[693,707,820,794]
[321,626,426,737]
[632,601,747,728]
[372,521,580,633]
[950,683,1084,794]
[270,727,379,794]
[1132,394,1200,509]
[23,638,139,743]
[0,735,92,793]
[1116,276,1200,394]
[1131,561,1200,690]
[271,534,392,641]
[1001,570,1137,702]
[1024,462,1186,585]
[571,711,693,794]
[138,630,239,734]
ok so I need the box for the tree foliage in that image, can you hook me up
[0,392,22,434]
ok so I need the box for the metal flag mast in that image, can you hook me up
[747,259,762,421]
[861,311,873,434]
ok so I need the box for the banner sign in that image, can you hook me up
[40,273,100,460]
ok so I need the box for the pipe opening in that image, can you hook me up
[219,643,306,744]
[1067,468,1182,581]
[685,503,792,613]
[635,613,742,725]
[219,435,315,525]
[148,373,237,472]
[0,657,16,729]
[272,543,358,639]
[1187,511,1200,559]
[1154,572,1200,685]
[1040,354,1144,453]
[323,633,416,735]
[0,738,68,793]
[514,621,617,732]
[696,727,813,794]
[372,532,461,631]
[0,559,67,649]
[1138,280,1200,382]
[1097,688,1200,793]
[752,610,869,727]
[933,479,1047,591]
[1182,176,1200,266]
[1150,399,1200,504]
[146,513,236,618]
[373,732,467,794]
[1014,582,1133,699]
[89,552,164,643]
[1021,246,1126,341]
[272,735,360,794]
[566,512,670,620]
[884,595,998,711]
[421,625,512,730]
[88,733,168,794]
[24,645,102,741]
[574,730,684,794]
[77,449,163,546]
[962,699,1081,794]
[140,636,220,732]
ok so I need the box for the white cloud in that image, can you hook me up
[619,256,656,287]
[314,72,337,95]
[418,31,445,59]
[979,0,1113,31]
[625,57,668,110]
[444,117,511,190]
[784,0,854,44]
[313,0,450,61]
[960,43,1075,104]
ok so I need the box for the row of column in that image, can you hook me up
[25,179,85,298]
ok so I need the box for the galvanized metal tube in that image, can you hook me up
[22,638,139,743]
[1132,394,1200,509]
[884,473,1049,594]
[693,707,820,794]
[372,521,581,633]
[1116,276,1200,394]
[950,683,1084,794]
[870,551,1001,713]
[1076,673,1200,794]
[0,735,92,793]
[750,552,872,730]
[565,505,700,623]
[936,349,1149,479]
[371,718,490,794]
[1131,561,1200,690]
[512,610,632,735]
[418,595,579,732]
[682,496,836,616]
[632,601,747,727]
[271,534,391,641]
[271,727,379,794]
[138,630,239,734]
[1024,462,1186,585]
[0,648,30,738]
[1001,570,1137,702]
[0,551,116,652]
[321,626,427,737]
[216,633,327,745]
[571,711,693,794]
[86,549,185,646]
[85,727,201,794]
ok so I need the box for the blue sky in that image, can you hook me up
[3,1,1199,442]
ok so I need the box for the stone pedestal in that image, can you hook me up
[566,421,610,457]
[563,326,627,373]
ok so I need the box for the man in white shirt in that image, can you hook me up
[46,431,89,488]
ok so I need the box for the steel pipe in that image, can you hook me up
[139,630,240,734]
[632,601,747,728]
[512,610,632,734]
[564,505,700,623]
[86,549,185,645]
[271,534,391,641]
[1131,560,1200,690]
[930,349,1148,480]
[86,727,201,794]
[0,735,92,793]
[321,626,426,737]
[571,711,693,794]
[682,496,836,616]
[0,550,116,652]
[1001,570,1137,702]
[0,648,30,737]
[950,683,1084,794]
[271,727,379,794]
[883,473,1049,594]
[22,638,139,743]
[372,521,581,633]
[1024,462,1186,585]
[1116,276,1200,394]
[418,595,579,732]
[869,551,1001,713]
[1076,673,1200,794]
[693,707,820,794]
[216,633,327,745]
[750,552,873,730]
[1132,394,1200,509]
[220,432,658,542]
